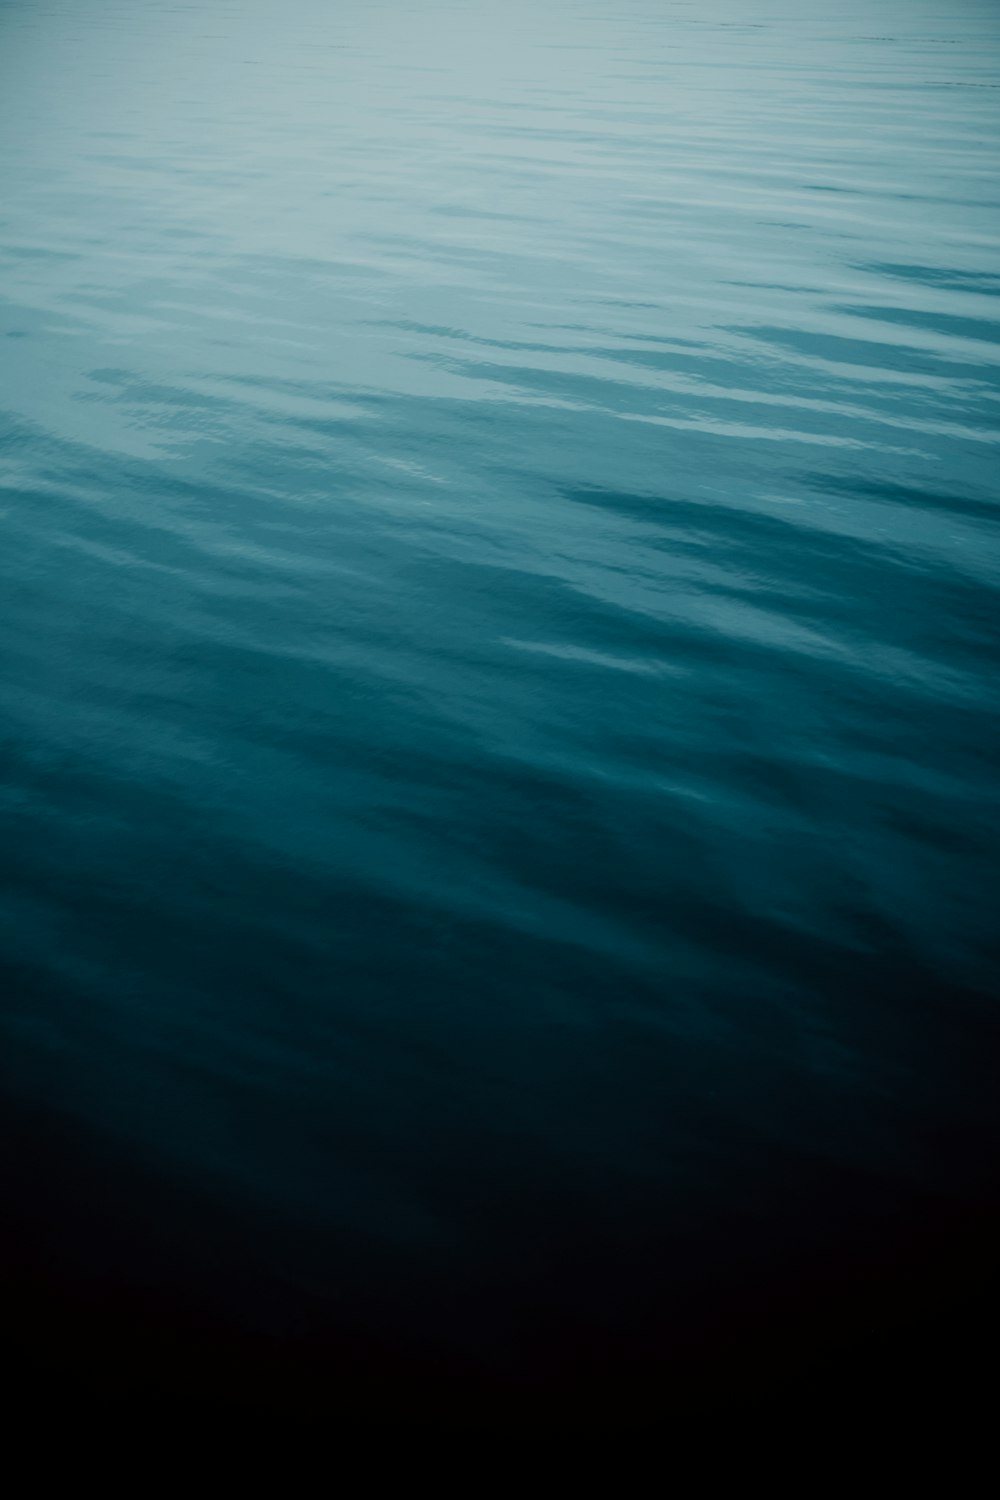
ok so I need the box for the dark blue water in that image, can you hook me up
[1,0,998,1410]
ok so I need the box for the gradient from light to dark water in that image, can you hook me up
[1,0,998,1410]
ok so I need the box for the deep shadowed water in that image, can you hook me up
[1,0,999,1412]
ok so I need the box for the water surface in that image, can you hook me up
[1,0,998,1406]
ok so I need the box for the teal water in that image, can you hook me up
[1,0,999,1407]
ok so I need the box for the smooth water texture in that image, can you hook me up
[1,0,998,1387]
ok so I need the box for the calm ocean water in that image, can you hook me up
[1,0,998,1408]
